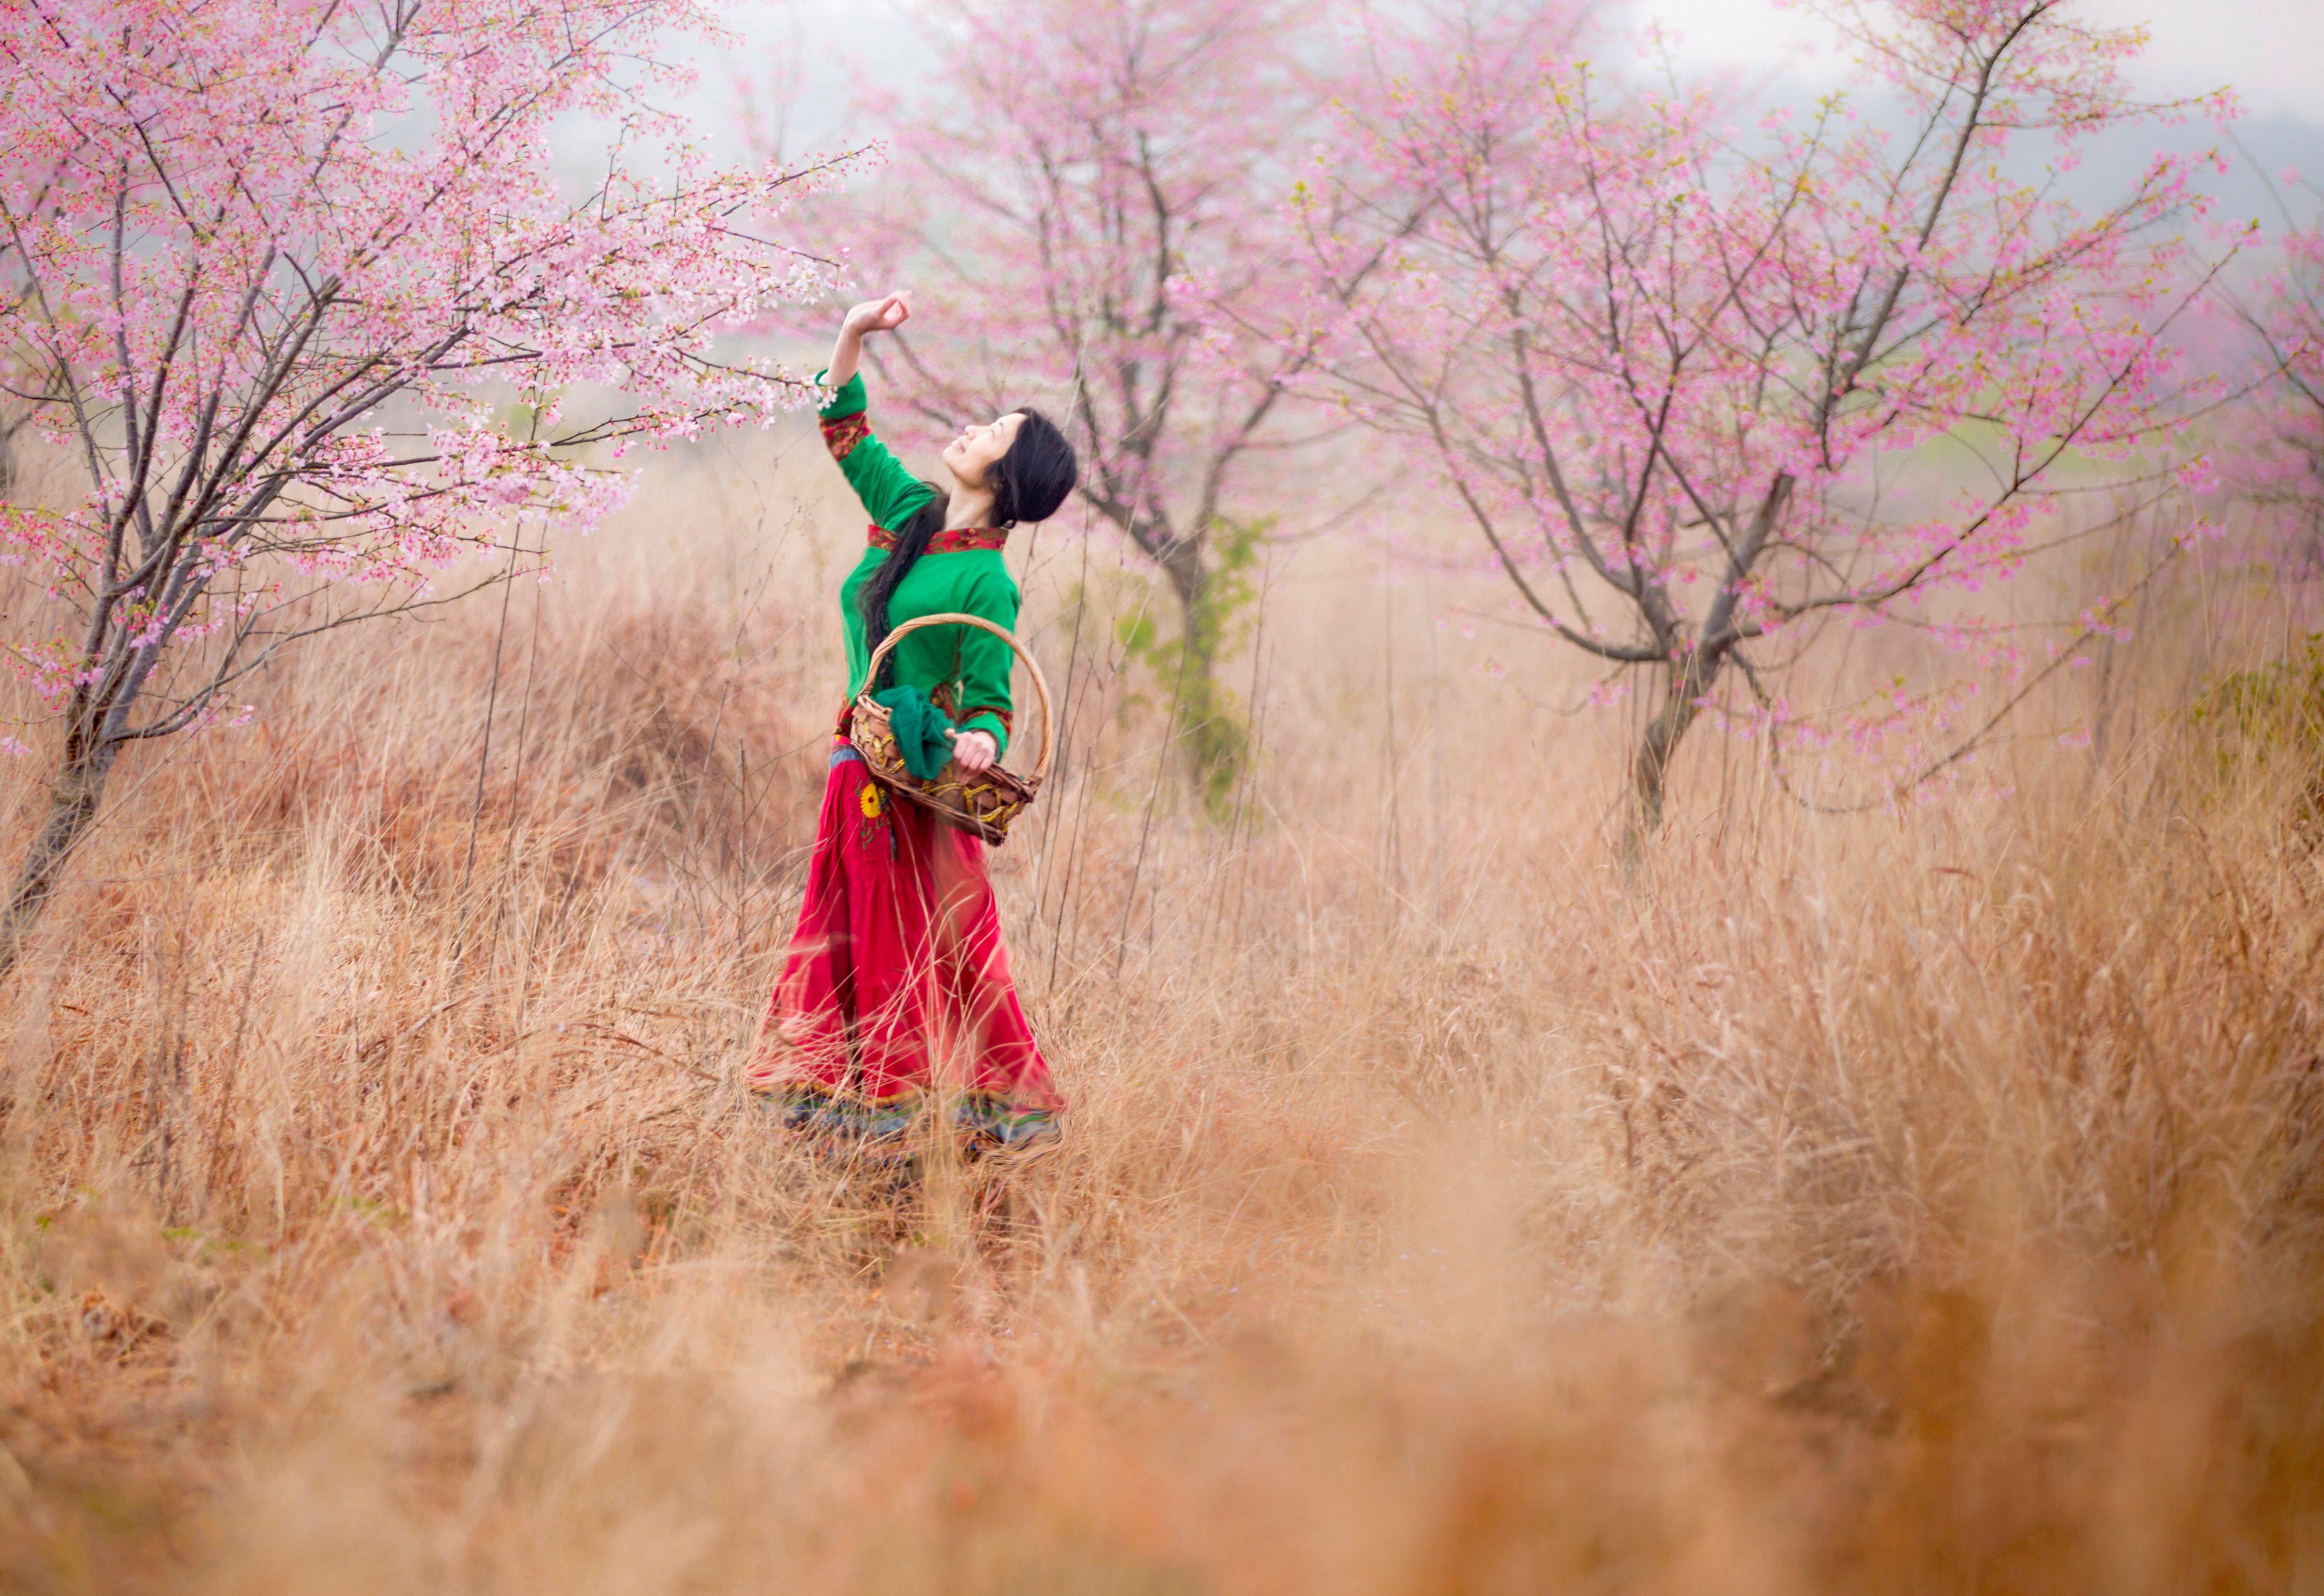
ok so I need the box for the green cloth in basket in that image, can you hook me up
[872,684,958,781]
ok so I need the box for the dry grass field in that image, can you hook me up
[0,426,2319,1593]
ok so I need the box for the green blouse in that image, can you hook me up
[817,371,1019,755]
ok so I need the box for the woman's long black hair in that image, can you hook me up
[860,407,1078,686]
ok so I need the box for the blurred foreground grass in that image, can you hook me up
[0,451,2319,1594]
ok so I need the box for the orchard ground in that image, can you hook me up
[0,419,2319,1594]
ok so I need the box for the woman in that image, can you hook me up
[751,290,1078,1156]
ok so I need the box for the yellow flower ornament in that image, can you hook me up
[859,781,885,820]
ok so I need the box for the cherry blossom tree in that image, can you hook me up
[2231,187,2324,573]
[0,0,842,973]
[1301,0,2230,842]
[817,0,1355,801]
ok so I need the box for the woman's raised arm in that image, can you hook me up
[817,293,934,533]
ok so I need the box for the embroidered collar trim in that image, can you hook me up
[867,522,1009,554]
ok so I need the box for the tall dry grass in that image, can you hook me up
[0,435,2318,1593]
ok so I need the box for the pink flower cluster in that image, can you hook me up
[0,0,848,743]
[1287,0,2233,795]
[2228,182,2324,579]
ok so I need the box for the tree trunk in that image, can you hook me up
[1624,651,1716,861]
[0,738,120,981]
[1156,535,1213,673]
[1155,540,1242,813]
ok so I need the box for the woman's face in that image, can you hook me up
[942,411,1025,492]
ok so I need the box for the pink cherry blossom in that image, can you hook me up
[0,0,849,968]
[1293,0,2232,836]
[2225,175,2324,581]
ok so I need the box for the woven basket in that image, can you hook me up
[848,611,1053,845]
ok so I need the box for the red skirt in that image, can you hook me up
[751,740,1060,1149]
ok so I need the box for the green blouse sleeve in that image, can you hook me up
[952,566,1020,758]
[817,370,935,532]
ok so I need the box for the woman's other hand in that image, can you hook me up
[951,729,999,773]
[843,291,912,338]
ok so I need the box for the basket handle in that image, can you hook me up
[861,611,1054,786]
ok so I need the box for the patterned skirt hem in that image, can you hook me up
[760,1084,1061,1153]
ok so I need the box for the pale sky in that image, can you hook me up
[749,0,2324,120]
[1634,0,2323,119]
[711,0,2324,214]
[1627,0,2324,220]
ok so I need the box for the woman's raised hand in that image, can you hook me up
[842,291,912,338]
[827,292,911,388]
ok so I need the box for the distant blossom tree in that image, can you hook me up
[817,0,1352,802]
[0,0,842,973]
[2231,184,2324,572]
[1300,0,2230,841]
